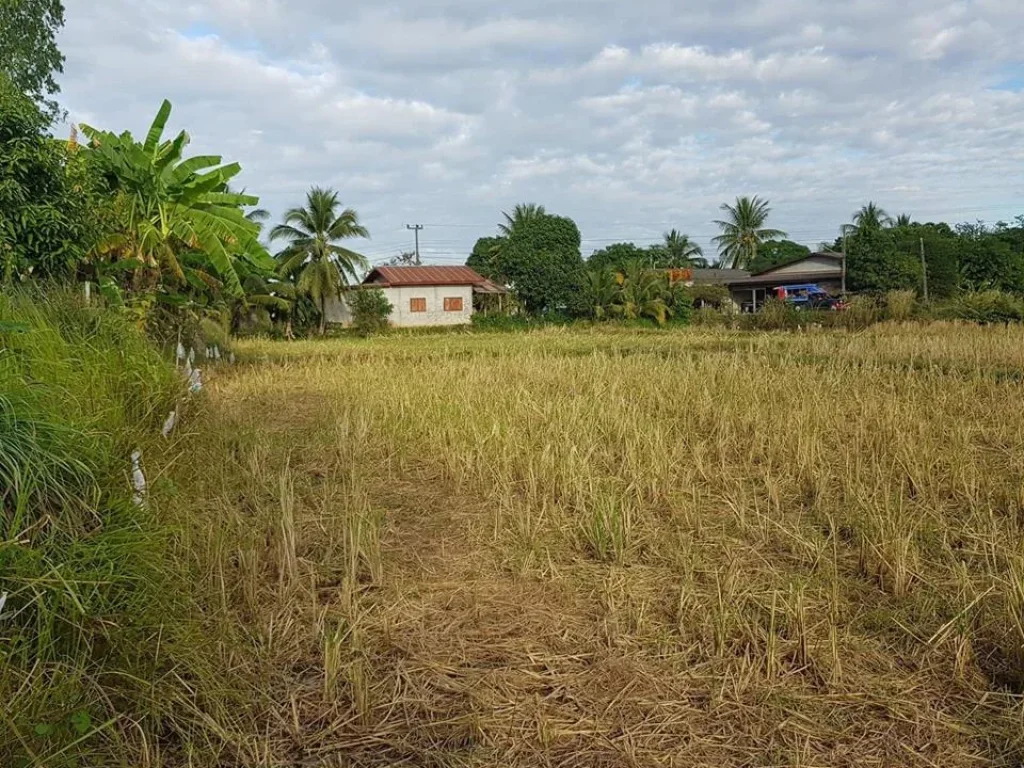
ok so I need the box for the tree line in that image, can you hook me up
[4,4,1024,335]
[464,195,1024,322]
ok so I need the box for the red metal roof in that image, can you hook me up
[363,265,493,287]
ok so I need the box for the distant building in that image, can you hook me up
[688,253,845,311]
[324,266,506,328]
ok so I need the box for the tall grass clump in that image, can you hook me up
[0,288,184,765]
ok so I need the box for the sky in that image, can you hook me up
[59,0,1024,266]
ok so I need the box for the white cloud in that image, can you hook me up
[57,0,1024,260]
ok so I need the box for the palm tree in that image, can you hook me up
[661,229,705,267]
[894,213,913,228]
[498,203,546,237]
[712,196,786,269]
[583,268,620,319]
[842,202,894,237]
[270,187,370,335]
[612,263,671,326]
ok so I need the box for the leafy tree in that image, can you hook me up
[81,100,271,301]
[0,74,97,282]
[0,0,65,117]
[350,287,392,336]
[496,211,583,314]
[588,242,650,272]
[498,203,546,237]
[270,186,369,334]
[845,227,919,293]
[467,236,504,279]
[712,196,786,269]
[893,222,958,298]
[660,229,705,267]
[956,221,1024,293]
[747,239,811,274]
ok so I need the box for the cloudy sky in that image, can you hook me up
[59,0,1024,265]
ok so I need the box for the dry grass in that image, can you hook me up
[161,324,1024,766]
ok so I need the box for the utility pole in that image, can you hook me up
[919,237,929,302]
[842,232,848,294]
[406,224,424,265]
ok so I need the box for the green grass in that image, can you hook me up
[0,288,185,766]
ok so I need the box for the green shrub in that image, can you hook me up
[350,287,392,336]
[941,290,1024,324]
[0,288,184,765]
[688,283,733,309]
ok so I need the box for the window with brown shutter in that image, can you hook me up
[409,297,427,312]
[443,297,464,312]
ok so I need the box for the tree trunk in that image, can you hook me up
[319,297,326,335]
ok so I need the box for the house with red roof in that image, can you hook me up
[324,266,506,328]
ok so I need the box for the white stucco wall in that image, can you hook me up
[323,284,474,327]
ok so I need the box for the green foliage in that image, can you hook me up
[349,287,392,336]
[584,265,690,327]
[843,202,893,237]
[941,290,1024,324]
[956,220,1024,294]
[0,75,98,282]
[496,211,584,315]
[713,196,786,269]
[747,239,811,274]
[80,100,272,303]
[271,186,369,334]
[582,268,620,319]
[659,229,706,267]
[0,288,184,765]
[588,242,651,272]
[0,0,66,118]
[688,282,733,309]
[467,236,504,279]
[498,203,546,237]
[612,263,671,325]
[893,223,959,299]
[845,227,920,293]
[588,232,704,272]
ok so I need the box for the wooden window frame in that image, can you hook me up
[443,296,464,312]
[409,297,427,313]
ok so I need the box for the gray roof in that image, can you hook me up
[689,268,750,283]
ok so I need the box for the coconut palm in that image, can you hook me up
[842,202,894,237]
[712,196,787,269]
[894,213,913,228]
[583,268,620,319]
[612,263,671,326]
[270,187,370,335]
[498,203,547,237]
[662,229,706,267]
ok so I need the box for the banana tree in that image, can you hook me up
[80,100,272,300]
